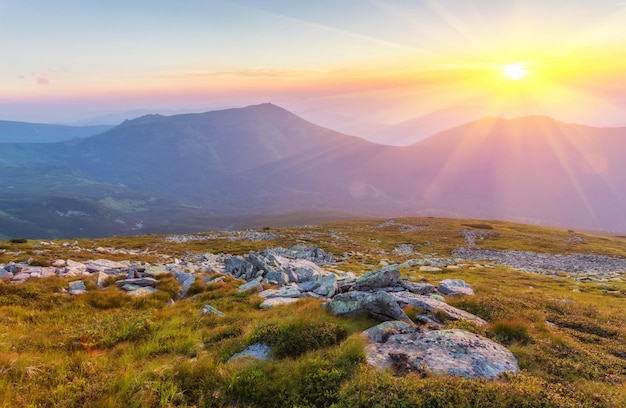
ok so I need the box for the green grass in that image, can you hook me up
[1,217,625,407]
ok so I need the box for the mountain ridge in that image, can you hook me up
[1,103,625,238]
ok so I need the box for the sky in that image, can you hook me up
[1,0,625,135]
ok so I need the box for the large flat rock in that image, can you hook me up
[366,329,519,379]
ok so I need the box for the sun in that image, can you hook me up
[502,63,528,80]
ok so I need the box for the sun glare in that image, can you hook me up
[502,63,528,80]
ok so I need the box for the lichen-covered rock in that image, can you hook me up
[363,321,417,343]
[392,291,487,326]
[439,279,475,296]
[259,297,301,309]
[353,265,400,291]
[366,329,519,379]
[327,291,413,324]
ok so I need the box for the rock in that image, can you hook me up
[11,272,30,282]
[68,280,87,295]
[114,277,157,287]
[297,280,320,292]
[265,269,289,285]
[312,273,338,298]
[127,287,158,297]
[0,268,11,279]
[52,259,66,268]
[205,276,225,285]
[353,265,400,291]
[400,281,435,295]
[237,280,264,293]
[429,294,445,302]
[143,266,169,277]
[392,292,487,326]
[4,264,23,273]
[259,297,301,309]
[172,269,196,298]
[363,321,417,343]
[227,343,272,363]
[290,259,324,282]
[270,284,302,298]
[224,255,254,278]
[248,252,276,275]
[365,329,519,379]
[96,271,110,288]
[327,291,414,324]
[201,304,226,317]
[438,279,475,296]
[419,266,442,272]
[121,284,142,292]
[85,259,126,272]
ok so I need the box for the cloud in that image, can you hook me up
[36,76,50,85]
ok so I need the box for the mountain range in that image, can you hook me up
[1,103,624,238]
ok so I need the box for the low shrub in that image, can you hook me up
[488,320,532,345]
[249,320,348,359]
[8,238,28,244]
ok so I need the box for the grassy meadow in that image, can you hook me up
[1,217,625,407]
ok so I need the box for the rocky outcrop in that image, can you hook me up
[365,329,519,379]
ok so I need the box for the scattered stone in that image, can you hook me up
[259,297,301,309]
[52,259,66,268]
[115,277,157,288]
[227,343,272,363]
[419,266,442,272]
[393,244,415,256]
[366,329,519,379]
[237,280,264,293]
[127,287,158,296]
[68,280,87,295]
[205,276,225,285]
[438,279,475,296]
[201,305,225,317]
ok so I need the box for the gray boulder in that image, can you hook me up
[366,329,519,379]
[237,280,264,293]
[327,291,413,324]
[392,292,487,326]
[439,279,475,296]
[353,265,400,291]
[363,321,417,343]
